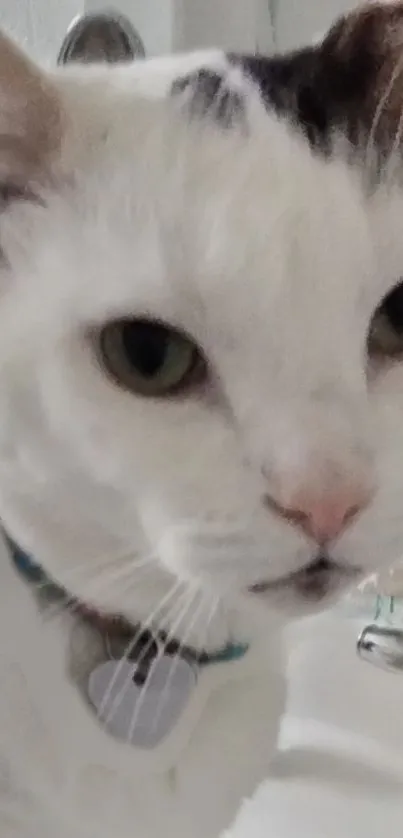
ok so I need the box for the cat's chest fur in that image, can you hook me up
[0,535,284,838]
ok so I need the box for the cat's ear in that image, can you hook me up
[320,1,403,144]
[324,1,403,72]
[0,31,61,187]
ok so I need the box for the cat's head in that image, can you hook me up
[1,11,403,650]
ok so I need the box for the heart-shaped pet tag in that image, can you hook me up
[88,655,197,749]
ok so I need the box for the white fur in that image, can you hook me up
[0,51,403,837]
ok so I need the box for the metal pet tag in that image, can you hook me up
[357,624,403,673]
[88,656,197,749]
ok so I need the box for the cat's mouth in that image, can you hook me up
[248,555,362,601]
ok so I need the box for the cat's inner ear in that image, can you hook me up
[0,31,61,190]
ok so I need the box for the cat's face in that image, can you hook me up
[1,7,403,648]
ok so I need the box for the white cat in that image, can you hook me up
[2,3,403,836]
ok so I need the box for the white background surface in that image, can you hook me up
[0,0,362,58]
[224,613,403,837]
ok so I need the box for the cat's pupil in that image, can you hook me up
[122,323,168,377]
[383,282,403,333]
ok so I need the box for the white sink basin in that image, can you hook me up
[223,612,403,838]
[285,612,403,757]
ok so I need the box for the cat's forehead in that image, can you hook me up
[45,0,403,215]
[24,115,371,354]
[4,55,369,346]
[5,12,397,349]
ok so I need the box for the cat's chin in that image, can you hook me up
[245,556,362,617]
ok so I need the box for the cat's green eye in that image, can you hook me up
[99,318,204,396]
[369,281,403,357]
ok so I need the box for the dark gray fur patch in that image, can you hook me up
[170,39,375,153]
[228,40,376,154]
[171,68,245,129]
[228,3,403,158]
[228,50,331,150]
[172,2,403,164]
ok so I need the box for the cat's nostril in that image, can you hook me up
[264,487,370,544]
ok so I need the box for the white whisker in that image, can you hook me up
[126,585,201,742]
[38,552,158,620]
[102,583,194,725]
[101,579,186,722]
[150,592,220,736]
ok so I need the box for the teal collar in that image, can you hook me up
[7,534,248,666]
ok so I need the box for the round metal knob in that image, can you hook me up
[57,10,145,65]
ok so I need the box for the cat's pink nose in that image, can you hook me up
[266,485,370,543]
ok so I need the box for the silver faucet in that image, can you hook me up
[357,623,403,673]
[58,9,145,65]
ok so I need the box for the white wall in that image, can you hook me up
[0,0,82,60]
[0,0,365,58]
[84,0,275,54]
[85,0,174,56]
[274,0,360,50]
[173,0,275,53]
